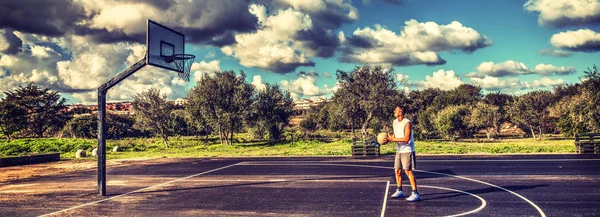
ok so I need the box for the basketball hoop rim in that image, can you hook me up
[171,54,195,60]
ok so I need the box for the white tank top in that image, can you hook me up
[393,118,414,153]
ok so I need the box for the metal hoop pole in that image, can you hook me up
[97,56,146,196]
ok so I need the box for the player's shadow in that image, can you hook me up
[418,184,548,201]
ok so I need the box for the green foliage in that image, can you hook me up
[508,90,554,140]
[299,116,317,137]
[434,105,471,140]
[469,101,500,139]
[170,110,191,136]
[247,84,294,141]
[132,88,174,148]
[188,70,254,145]
[431,84,482,111]
[334,65,399,139]
[0,99,27,141]
[4,83,71,137]
[62,115,97,138]
[0,138,95,157]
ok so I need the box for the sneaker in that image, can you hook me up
[405,192,420,202]
[391,189,404,198]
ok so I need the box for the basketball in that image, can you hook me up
[377,132,388,145]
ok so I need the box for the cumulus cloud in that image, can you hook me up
[251,75,266,92]
[550,29,600,52]
[471,61,533,77]
[465,61,577,77]
[0,30,22,54]
[223,1,360,73]
[537,48,572,57]
[192,60,221,81]
[280,72,338,100]
[395,70,463,92]
[222,6,315,73]
[0,30,193,104]
[339,20,491,66]
[533,64,576,76]
[322,72,332,78]
[470,76,564,91]
[0,0,258,45]
[524,0,600,28]
[421,70,464,90]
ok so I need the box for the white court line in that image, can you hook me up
[178,179,385,183]
[39,162,242,217]
[240,158,600,163]
[381,181,390,217]
[421,185,487,217]
[239,162,546,217]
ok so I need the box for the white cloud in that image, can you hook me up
[534,64,576,76]
[550,29,600,52]
[322,72,332,78]
[0,31,193,104]
[466,61,577,77]
[421,69,464,90]
[531,77,564,87]
[251,75,266,91]
[30,46,59,58]
[86,3,151,35]
[191,60,221,81]
[474,61,532,77]
[280,73,337,100]
[470,76,564,91]
[537,48,572,57]
[340,20,491,66]
[524,0,600,28]
[221,6,315,73]
[277,0,359,21]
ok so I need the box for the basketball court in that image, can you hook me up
[1,154,599,216]
[3,20,594,217]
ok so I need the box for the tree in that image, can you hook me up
[185,97,212,141]
[188,70,254,145]
[483,92,514,134]
[334,65,399,139]
[170,110,190,136]
[580,65,600,131]
[508,91,554,140]
[132,88,174,147]
[0,99,27,141]
[469,101,500,139]
[434,105,471,140]
[4,83,70,138]
[248,84,294,141]
[299,115,317,139]
[431,84,483,111]
[331,87,364,137]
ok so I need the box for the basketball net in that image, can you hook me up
[172,54,195,82]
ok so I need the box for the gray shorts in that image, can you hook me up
[394,152,416,170]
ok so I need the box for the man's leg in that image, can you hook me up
[404,152,420,202]
[395,169,403,189]
[391,153,404,198]
[404,169,418,192]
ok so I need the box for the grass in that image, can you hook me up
[1,135,576,160]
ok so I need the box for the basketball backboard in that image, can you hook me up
[147,19,185,72]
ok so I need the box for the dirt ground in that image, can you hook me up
[0,157,159,184]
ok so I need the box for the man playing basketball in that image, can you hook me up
[385,105,420,202]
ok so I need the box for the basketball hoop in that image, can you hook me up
[165,54,195,81]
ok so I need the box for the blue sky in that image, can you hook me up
[1,0,599,103]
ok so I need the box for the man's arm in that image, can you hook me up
[387,122,412,143]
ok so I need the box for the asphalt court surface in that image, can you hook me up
[1,154,599,216]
